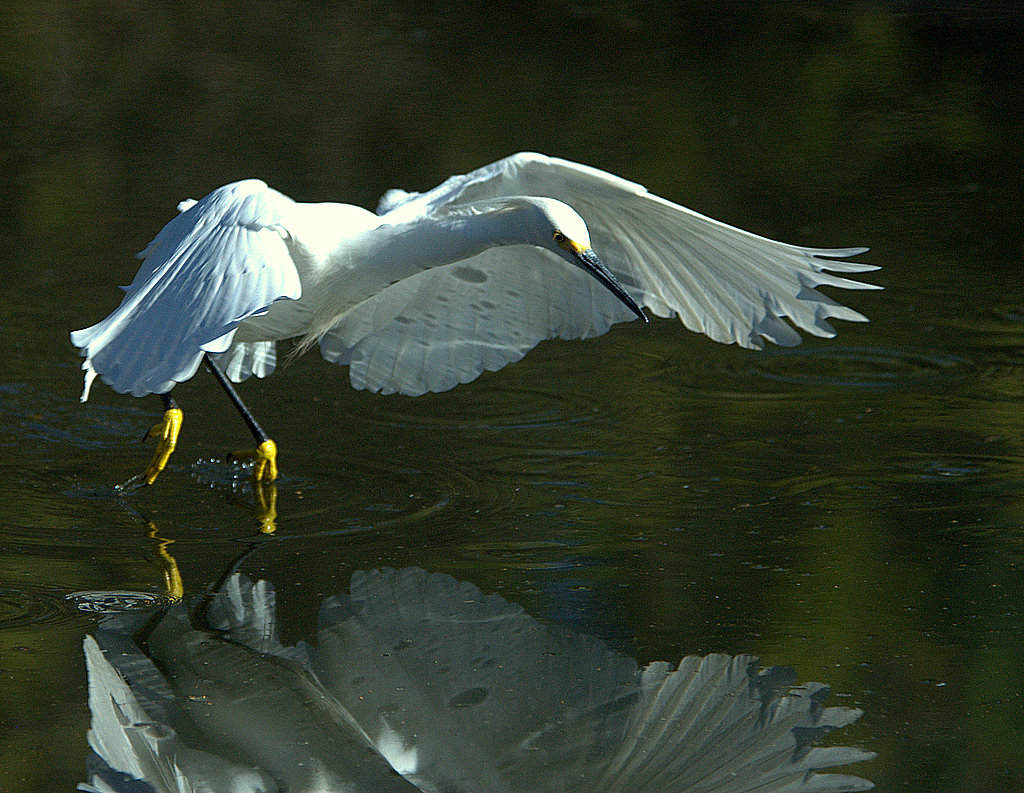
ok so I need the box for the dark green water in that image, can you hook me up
[1,3,1022,790]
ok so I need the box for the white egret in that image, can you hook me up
[71,153,880,486]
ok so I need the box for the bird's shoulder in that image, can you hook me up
[134,179,294,265]
[192,179,295,228]
[372,154,549,217]
[281,201,381,260]
[148,180,380,263]
[404,153,651,213]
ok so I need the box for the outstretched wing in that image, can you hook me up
[70,180,301,399]
[328,153,879,396]
[396,152,881,347]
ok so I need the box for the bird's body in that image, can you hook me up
[71,153,881,487]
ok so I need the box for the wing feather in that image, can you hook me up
[71,180,301,398]
[411,152,880,348]
[321,247,632,395]
[330,153,879,396]
[209,340,278,382]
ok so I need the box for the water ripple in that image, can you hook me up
[893,451,1022,486]
[988,304,1024,326]
[0,382,148,451]
[184,454,517,534]
[740,346,975,391]
[348,384,599,432]
[460,539,598,570]
[0,584,78,629]
[65,590,173,613]
[778,451,1023,511]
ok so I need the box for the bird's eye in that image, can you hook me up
[553,231,566,244]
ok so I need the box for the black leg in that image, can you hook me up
[204,354,270,444]
[204,353,278,483]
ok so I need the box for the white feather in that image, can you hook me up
[71,180,300,397]
[72,154,879,399]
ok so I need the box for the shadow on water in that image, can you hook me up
[69,531,875,793]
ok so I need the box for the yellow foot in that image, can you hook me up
[143,407,184,484]
[228,438,279,483]
[118,407,183,491]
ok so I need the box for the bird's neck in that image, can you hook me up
[374,204,527,274]
[305,201,542,340]
[324,204,528,302]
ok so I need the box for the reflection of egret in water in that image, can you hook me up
[80,568,874,792]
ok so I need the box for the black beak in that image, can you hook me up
[574,248,648,323]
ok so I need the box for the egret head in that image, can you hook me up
[528,198,648,323]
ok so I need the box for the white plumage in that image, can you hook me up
[71,153,880,400]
